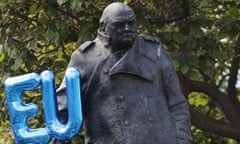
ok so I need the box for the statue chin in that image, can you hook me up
[119,40,134,49]
[111,35,136,52]
[120,36,135,47]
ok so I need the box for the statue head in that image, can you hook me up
[99,2,137,52]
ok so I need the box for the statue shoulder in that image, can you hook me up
[77,41,95,53]
[70,41,95,69]
[140,34,160,44]
[140,34,166,60]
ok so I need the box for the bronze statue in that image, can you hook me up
[56,2,192,144]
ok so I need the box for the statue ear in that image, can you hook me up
[99,22,106,32]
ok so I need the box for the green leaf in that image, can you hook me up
[71,0,83,9]
[189,70,200,81]
[181,64,190,74]
[56,20,67,30]
[29,4,37,14]
[196,49,207,57]
[206,58,214,67]
[209,47,220,59]
[26,40,38,50]
[228,7,238,18]
[199,0,208,8]
[164,33,172,41]
[0,54,5,62]
[46,6,57,17]
[172,59,180,70]
[11,58,23,71]
[54,58,68,68]
[187,37,197,49]
[173,33,185,44]
[197,98,208,106]
[220,22,234,34]
[57,0,68,6]
[35,27,45,39]
[46,27,56,41]
[0,45,3,54]
[188,92,209,107]
[138,17,152,32]
[9,48,17,58]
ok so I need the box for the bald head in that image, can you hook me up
[99,2,136,33]
[99,2,137,53]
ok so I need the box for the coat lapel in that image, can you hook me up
[109,36,157,82]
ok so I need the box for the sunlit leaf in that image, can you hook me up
[0,54,5,62]
[71,0,83,9]
[54,58,68,68]
[57,0,68,6]
[29,4,38,14]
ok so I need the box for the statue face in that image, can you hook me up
[105,8,137,50]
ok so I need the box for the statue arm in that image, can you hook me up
[57,48,90,117]
[56,40,94,125]
[161,48,192,144]
[53,50,89,144]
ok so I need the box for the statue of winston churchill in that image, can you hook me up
[55,2,192,144]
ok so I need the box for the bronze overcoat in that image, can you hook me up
[57,34,192,144]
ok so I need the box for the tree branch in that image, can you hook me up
[155,14,190,25]
[188,80,240,128]
[190,107,240,141]
[227,37,240,113]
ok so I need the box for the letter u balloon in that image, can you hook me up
[4,67,82,144]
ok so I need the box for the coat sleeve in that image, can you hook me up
[51,50,84,144]
[160,46,192,144]
[53,42,94,144]
[56,50,84,122]
[56,44,92,122]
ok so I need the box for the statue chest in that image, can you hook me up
[84,72,177,144]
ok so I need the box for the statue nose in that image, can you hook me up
[124,23,130,31]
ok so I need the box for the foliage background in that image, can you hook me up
[1,0,240,143]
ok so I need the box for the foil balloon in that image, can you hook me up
[5,73,50,144]
[4,67,82,144]
[41,68,83,140]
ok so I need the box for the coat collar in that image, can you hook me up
[108,36,158,82]
[97,29,111,48]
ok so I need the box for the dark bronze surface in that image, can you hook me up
[56,2,192,144]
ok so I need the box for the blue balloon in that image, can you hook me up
[41,68,83,140]
[5,73,50,144]
[5,68,82,144]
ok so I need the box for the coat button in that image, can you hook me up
[103,69,109,74]
[97,52,102,56]
[124,120,129,126]
[115,95,125,102]
[148,116,154,122]
[119,95,125,100]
